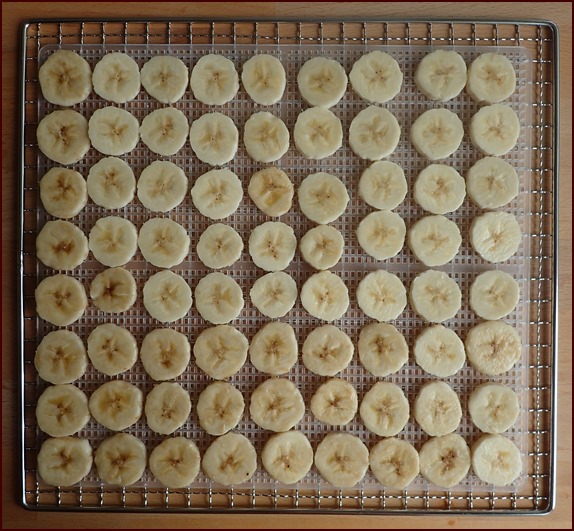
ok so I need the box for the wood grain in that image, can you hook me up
[2,2,571,528]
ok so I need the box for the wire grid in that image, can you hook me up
[19,20,558,514]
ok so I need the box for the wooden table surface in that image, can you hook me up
[2,2,571,528]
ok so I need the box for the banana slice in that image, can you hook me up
[190,54,239,105]
[414,325,465,377]
[467,53,517,104]
[39,50,92,106]
[138,217,190,268]
[89,380,143,431]
[414,381,462,436]
[360,381,409,437]
[471,434,521,486]
[87,156,136,209]
[470,211,521,263]
[300,271,349,322]
[358,322,408,377]
[194,325,248,379]
[40,167,87,219]
[357,270,407,322]
[302,324,353,376]
[349,106,401,161]
[310,377,358,426]
[248,167,293,217]
[38,437,93,487]
[93,52,140,103]
[202,432,257,485]
[467,157,519,209]
[414,164,466,214]
[261,431,313,484]
[35,330,87,384]
[194,272,244,324]
[143,270,193,323]
[298,172,349,224]
[89,216,138,267]
[297,56,347,108]
[242,54,286,105]
[369,438,419,489]
[190,168,243,219]
[410,108,464,160]
[35,274,87,326]
[141,55,188,103]
[189,112,239,166]
[469,104,520,156]
[87,323,138,376]
[249,322,298,376]
[419,433,470,488]
[36,220,89,270]
[243,111,290,163]
[314,433,369,488]
[140,328,190,381]
[465,321,522,375]
[149,437,201,488]
[248,221,296,272]
[470,270,520,320]
[90,267,137,313]
[140,107,188,156]
[358,160,407,210]
[349,50,402,104]
[95,433,146,486]
[409,270,461,323]
[36,384,90,437]
[249,377,305,432]
[293,107,343,160]
[37,110,90,165]
[357,210,406,260]
[300,224,344,270]
[414,50,467,101]
[197,223,243,269]
[145,382,191,434]
[250,271,297,318]
[88,107,139,156]
[408,215,462,267]
[196,381,245,435]
[469,383,520,434]
[137,160,188,212]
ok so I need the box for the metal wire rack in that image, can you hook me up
[18,19,558,514]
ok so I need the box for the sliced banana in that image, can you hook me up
[87,323,138,376]
[89,216,138,267]
[293,107,343,160]
[465,321,522,375]
[358,322,408,377]
[360,381,409,437]
[202,432,257,485]
[149,437,201,488]
[467,53,517,104]
[194,325,248,379]
[300,224,344,270]
[470,211,521,263]
[35,330,88,384]
[190,168,243,220]
[250,271,297,318]
[249,377,305,432]
[298,172,349,224]
[36,384,90,437]
[470,270,520,320]
[197,223,243,269]
[194,272,244,325]
[414,164,466,214]
[242,54,286,105]
[89,380,143,431]
[189,112,239,166]
[248,167,293,217]
[145,382,191,434]
[37,110,90,165]
[137,160,188,212]
[349,50,402,104]
[314,433,369,488]
[196,381,245,435]
[190,54,239,105]
[358,160,407,210]
[302,324,353,376]
[469,104,520,156]
[261,431,313,484]
[88,106,139,156]
[90,267,137,313]
[36,220,89,270]
[297,56,347,108]
[414,325,465,377]
[140,107,188,156]
[141,55,188,103]
[419,433,470,488]
[369,438,419,489]
[249,322,298,376]
[408,215,462,267]
[95,433,146,486]
[357,210,406,260]
[414,381,462,436]
[349,106,401,161]
[471,434,522,486]
[468,383,520,434]
[35,274,87,326]
[243,111,290,163]
[87,156,136,209]
[357,270,407,322]
[300,271,349,322]
[143,270,193,323]
[40,168,87,219]
[140,328,190,381]
[414,50,467,101]
[467,157,519,209]
[38,436,93,487]
[138,217,190,268]
[410,108,464,160]
[93,52,140,103]
[409,270,461,323]
[248,221,296,272]
[310,377,358,426]
[39,50,92,106]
